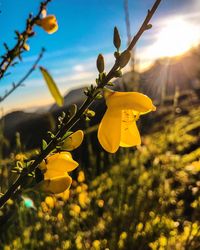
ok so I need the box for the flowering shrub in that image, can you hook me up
[0,0,199,249]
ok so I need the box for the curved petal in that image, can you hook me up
[45,169,67,179]
[106,91,156,114]
[36,15,58,34]
[98,108,121,153]
[120,110,141,147]
[40,174,72,194]
[63,130,84,151]
[46,152,78,173]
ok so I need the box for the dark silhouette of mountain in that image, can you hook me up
[139,47,200,100]
[50,87,87,112]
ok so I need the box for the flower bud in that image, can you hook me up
[36,15,58,34]
[96,54,104,73]
[113,27,121,49]
[119,50,131,68]
[23,43,30,51]
[146,24,152,30]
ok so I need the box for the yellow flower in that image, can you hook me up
[45,196,55,209]
[63,130,84,151]
[78,191,90,208]
[36,15,58,34]
[15,153,27,161]
[55,189,70,201]
[77,170,85,183]
[98,90,156,153]
[39,152,78,194]
[70,204,81,216]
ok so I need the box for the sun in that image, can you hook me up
[152,17,199,58]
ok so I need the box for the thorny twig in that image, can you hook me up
[0,48,45,103]
[0,0,162,208]
[0,0,52,80]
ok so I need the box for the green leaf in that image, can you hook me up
[40,67,64,107]
[42,139,48,150]
[16,161,24,170]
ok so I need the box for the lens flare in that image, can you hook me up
[152,17,199,57]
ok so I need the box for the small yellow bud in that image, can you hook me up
[77,171,85,183]
[45,196,55,209]
[57,212,63,221]
[41,9,47,18]
[23,43,30,51]
[97,199,104,208]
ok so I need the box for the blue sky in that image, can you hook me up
[0,0,200,113]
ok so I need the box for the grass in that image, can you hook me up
[0,97,199,250]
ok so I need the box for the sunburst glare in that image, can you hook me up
[151,17,199,58]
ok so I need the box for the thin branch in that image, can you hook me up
[124,0,135,83]
[0,0,52,80]
[124,0,132,45]
[0,0,162,208]
[128,0,161,51]
[0,48,45,103]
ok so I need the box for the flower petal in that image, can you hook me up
[106,91,156,113]
[44,169,67,179]
[36,15,58,34]
[63,130,84,151]
[98,108,121,153]
[120,110,141,147]
[45,152,78,173]
[40,174,72,194]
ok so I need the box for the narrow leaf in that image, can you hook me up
[40,67,64,107]
[42,139,48,150]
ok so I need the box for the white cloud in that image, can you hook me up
[73,64,84,72]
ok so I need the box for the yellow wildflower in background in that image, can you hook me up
[77,170,85,183]
[15,153,27,162]
[57,212,63,221]
[36,15,58,34]
[92,240,101,250]
[78,191,90,208]
[186,160,200,172]
[39,152,78,194]
[98,90,156,153]
[45,196,55,209]
[70,204,81,217]
[55,189,70,201]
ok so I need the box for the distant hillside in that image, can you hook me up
[50,87,87,112]
[140,47,200,100]
[116,46,200,100]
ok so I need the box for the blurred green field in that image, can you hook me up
[0,96,200,250]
